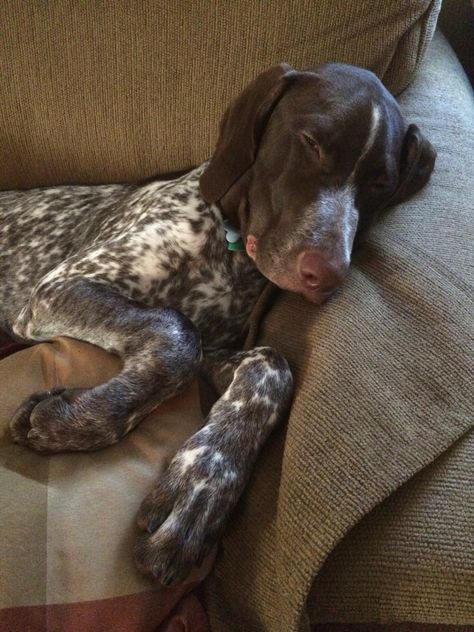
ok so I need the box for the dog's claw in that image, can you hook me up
[161,571,175,587]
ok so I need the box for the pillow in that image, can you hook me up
[0,337,212,632]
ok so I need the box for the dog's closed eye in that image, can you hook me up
[301,132,322,161]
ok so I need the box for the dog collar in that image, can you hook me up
[223,220,245,251]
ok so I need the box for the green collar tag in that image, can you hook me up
[224,220,245,252]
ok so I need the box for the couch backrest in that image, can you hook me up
[0,0,440,189]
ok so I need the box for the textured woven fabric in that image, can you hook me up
[203,31,474,632]
[308,431,474,626]
[0,0,439,189]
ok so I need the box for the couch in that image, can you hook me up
[0,2,472,631]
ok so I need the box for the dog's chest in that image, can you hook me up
[122,214,265,349]
[87,172,266,349]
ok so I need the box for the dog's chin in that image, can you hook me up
[254,264,335,305]
[300,288,337,304]
[281,282,336,305]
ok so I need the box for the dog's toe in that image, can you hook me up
[136,478,177,533]
[134,522,201,586]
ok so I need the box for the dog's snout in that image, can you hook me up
[297,250,346,298]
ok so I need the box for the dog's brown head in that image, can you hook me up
[200,63,436,304]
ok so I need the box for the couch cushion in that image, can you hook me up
[0,0,439,189]
[203,30,474,632]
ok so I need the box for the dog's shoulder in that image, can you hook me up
[126,162,221,249]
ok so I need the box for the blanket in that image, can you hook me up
[0,337,211,632]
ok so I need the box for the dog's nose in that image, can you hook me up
[297,250,346,295]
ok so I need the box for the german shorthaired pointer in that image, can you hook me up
[0,63,435,584]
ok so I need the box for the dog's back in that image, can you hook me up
[0,183,132,323]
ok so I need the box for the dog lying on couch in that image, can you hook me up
[0,63,435,585]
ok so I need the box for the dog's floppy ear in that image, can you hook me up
[387,124,436,208]
[200,63,296,203]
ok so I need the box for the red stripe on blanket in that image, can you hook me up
[312,624,474,631]
[157,593,209,632]
[0,587,208,632]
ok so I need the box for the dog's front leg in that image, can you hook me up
[10,278,201,452]
[135,346,293,585]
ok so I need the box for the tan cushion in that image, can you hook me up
[0,1,439,189]
[307,29,474,626]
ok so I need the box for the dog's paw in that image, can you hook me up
[135,442,239,585]
[9,387,99,453]
[135,473,215,585]
[9,388,68,448]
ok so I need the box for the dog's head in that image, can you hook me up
[200,63,436,304]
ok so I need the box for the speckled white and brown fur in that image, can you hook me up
[1,166,265,349]
[0,163,293,585]
[0,62,436,585]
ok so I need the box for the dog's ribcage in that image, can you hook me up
[0,165,265,350]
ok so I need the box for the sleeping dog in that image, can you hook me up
[0,63,435,584]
